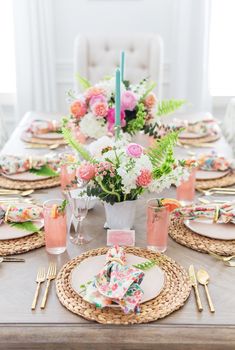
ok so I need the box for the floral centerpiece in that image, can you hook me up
[67,74,185,141]
[62,127,188,229]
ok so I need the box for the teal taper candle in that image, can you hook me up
[115,67,121,128]
[120,51,125,81]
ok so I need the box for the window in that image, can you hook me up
[209,0,235,96]
[0,0,16,97]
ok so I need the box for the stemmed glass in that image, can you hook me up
[67,189,91,245]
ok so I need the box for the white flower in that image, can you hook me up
[95,77,126,101]
[79,113,108,139]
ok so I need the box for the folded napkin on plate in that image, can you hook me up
[0,204,43,224]
[81,246,145,314]
[198,154,232,172]
[172,118,219,135]
[27,119,61,135]
[0,154,61,175]
[174,202,235,224]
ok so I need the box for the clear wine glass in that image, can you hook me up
[67,189,91,245]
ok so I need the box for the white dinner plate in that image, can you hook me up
[184,219,235,240]
[2,171,51,182]
[33,132,63,140]
[0,219,44,240]
[196,169,230,180]
[70,253,165,306]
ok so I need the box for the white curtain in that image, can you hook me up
[12,0,57,120]
[170,0,212,112]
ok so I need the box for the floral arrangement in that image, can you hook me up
[62,127,189,204]
[67,75,185,140]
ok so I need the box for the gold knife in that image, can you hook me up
[189,265,203,311]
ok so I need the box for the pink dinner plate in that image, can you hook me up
[71,254,165,306]
[2,171,51,182]
[0,219,44,240]
[184,219,235,240]
[196,169,230,180]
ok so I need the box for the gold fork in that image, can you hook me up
[40,262,57,309]
[31,267,46,310]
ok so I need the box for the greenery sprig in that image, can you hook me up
[157,99,186,116]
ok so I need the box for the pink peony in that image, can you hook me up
[89,94,107,107]
[126,143,143,158]
[70,100,87,119]
[91,102,109,117]
[85,87,106,101]
[144,92,157,110]
[76,162,96,181]
[121,91,137,111]
[106,108,126,133]
[136,169,152,187]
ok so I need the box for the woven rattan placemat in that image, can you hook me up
[196,171,235,190]
[180,133,220,145]
[0,175,60,190]
[21,131,66,145]
[169,217,235,256]
[0,231,45,256]
[56,247,191,325]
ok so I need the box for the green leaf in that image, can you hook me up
[29,165,58,177]
[10,221,40,233]
[75,73,91,90]
[157,99,186,116]
[133,260,157,270]
[141,82,157,100]
[58,199,68,214]
[62,127,92,161]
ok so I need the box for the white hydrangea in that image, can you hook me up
[129,81,148,100]
[95,77,126,100]
[79,113,108,139]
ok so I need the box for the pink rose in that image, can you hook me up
[121,91,137,111]
[106,108,126,133]
[144,92,157,110]
[70,100,87,119]
[126,143,143,158]
[76,162,96,181]
[136,169,152,187]
[89,94,107,107]
[91,102,109,117]
[85,87,106,101]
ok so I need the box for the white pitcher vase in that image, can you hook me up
[104,200,137,229]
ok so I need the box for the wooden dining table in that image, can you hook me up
[0,111,235,350]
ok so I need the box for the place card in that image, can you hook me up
[107,229,135,246]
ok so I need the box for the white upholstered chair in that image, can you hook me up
[222,98,235,155]
[74,33,164,98]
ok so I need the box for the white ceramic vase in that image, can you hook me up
[104,200,137,229]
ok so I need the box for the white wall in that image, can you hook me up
[53,0,177,112]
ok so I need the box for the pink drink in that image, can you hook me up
[176,168,196,205]
[60,164,76,191]
[147,199,170,252]
[43,199,67,254]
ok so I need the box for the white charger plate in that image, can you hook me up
[196,169,230,180]
[184,219,235,240]
[2,171,51,182]
[70,253,165,306]
[33,132,63,140]
[0,219,44,240]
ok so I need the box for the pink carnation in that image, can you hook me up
[121,91,137,111]
[70,100,87,119]
[136,169,152,187]
[126,143,143,158]
[144,92,157,110]
[91,102,109,117]
[106,108,126,133]
[76,162,96,181]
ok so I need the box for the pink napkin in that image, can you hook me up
[27,119,61,135]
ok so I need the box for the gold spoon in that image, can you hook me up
[209,251,235,262]
[197,269,215,313]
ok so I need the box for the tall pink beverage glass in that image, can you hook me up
[60,164,76,192]
[43,199,67,254]
[147,199,170,252]
[176,168,196,205]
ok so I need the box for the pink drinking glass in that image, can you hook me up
[146,199,170,252]
[60,164,77,192]
[43,199,67,254]
[176,167,196,205]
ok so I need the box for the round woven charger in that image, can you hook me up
[21,131,67,145]
[169,217,235,256]
[196,171,235,190]
[179,133,220,145]
[56,247,191,325]
[0,175,60,190]
[0,231,45,256]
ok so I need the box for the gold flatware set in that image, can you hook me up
[0,189,34,197]
[198,187,235,196]
[209,252,235,267]
[0,257,25,263]
[31,262,57,310]
[189,265,215,313]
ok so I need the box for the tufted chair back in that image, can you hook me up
[74,33,164,98]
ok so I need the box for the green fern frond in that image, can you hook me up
[75,73,91,90]
[29,165,58,177]
[62,127,92,161]
[157,99,186,116]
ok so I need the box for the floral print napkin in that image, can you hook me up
[81,246,145,314]
[0,204,43,224]
[198,154,233,172]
